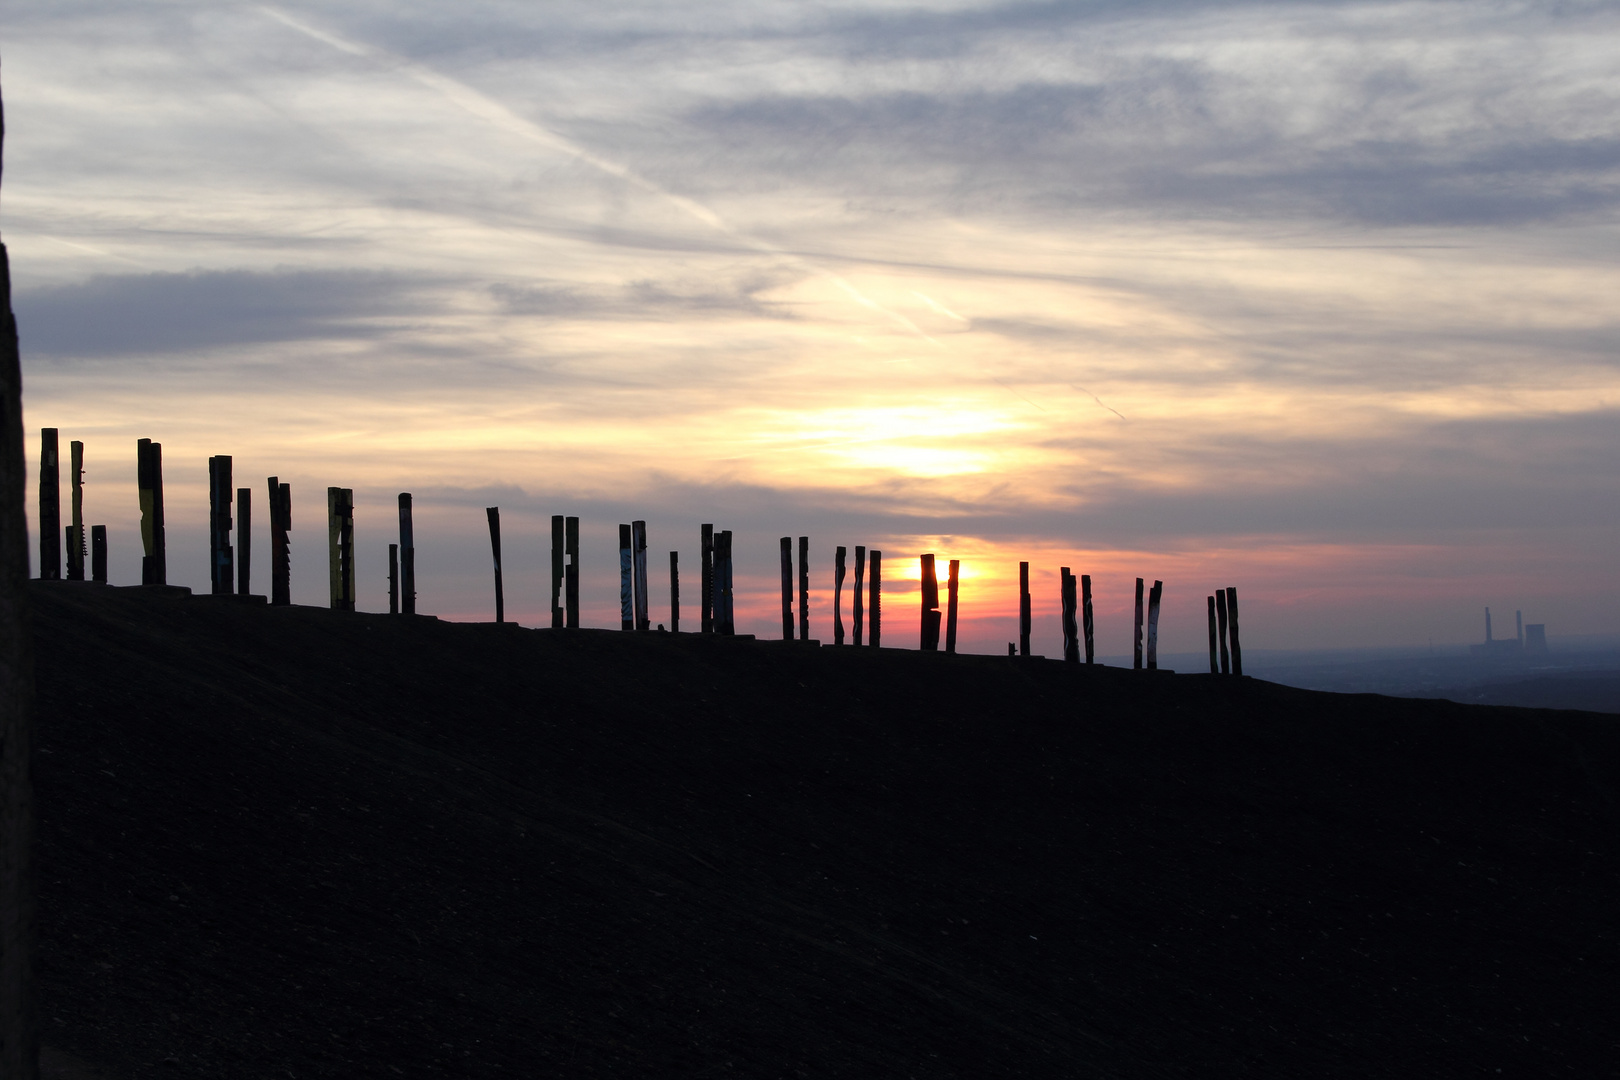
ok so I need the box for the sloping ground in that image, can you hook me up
[29,581,1620,1078]
[1423,673,1620,715]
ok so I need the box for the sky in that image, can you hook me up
[2,0,1618,656]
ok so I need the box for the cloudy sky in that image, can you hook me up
[3,0,1618,654]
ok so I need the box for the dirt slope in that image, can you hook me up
[29,582,1620,1077]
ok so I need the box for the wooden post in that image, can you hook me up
[700,524,714,634]
[920,553,940,651]
[779,536,794,640]
[945,558,960,654]
[1018,561,1031,657]
[564,516,579,628]
[1206,595,1218,674]
[268,477,290,607]
[1133,577,1144,670]
[619,524,633,631]
[852,546,865,647]
[1061,568,1078,663]
[550,515,564,628]
[1226,587,1243,676]
[1216,589,1230,675]
[669,551,679,633]
[869,550,882,648]
[632,520,649,631]
[66,441,84,581]
[236,487,251,596]
[1146,580,1162,670]
[397,493,415,615]
[715,529,734,635]
[798,536,809,642]
[137,440,165,585]
[833,546,846,645]
[90,526,107,584]
[486,507,504,623]
[327,487,354,611]
[37,429,58,581]
[1081,573,1094,665]
[388,543,399,615]
[208,456,233,595]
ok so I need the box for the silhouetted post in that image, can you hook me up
[632,520,649,631]
[1133,578,1144,670]
[1018,561,1031,657]
[700,524,714,634]
[1061,569,1078,663]
[66,440,84,581]
[1226,587,1243,676]
[208,456,233,595]
[779,537,794,640]
[397,493,415,615]
[138,439,165,585]
[798,536,809,642]
[852,546,866,647]
[1216,589,1230,675]
[268,477,290,607]
[715,529,734,635]
[1146,580,1162,670]
[486,507,504,624]
[564,516,580,628]
[37,429,58,581]
[869,550,882,647]
[619,524,633,631]
[833,546,846,645]
[920,553,940,651]
[90,527,107,584]
[1206,595,1218,674]
[669,551,680,633]
[236,487,251,596]
[388,543,399,615]
[945,559,960,654]
[327,487,354,611]
[550,515,564,628]
[1081,574,1094,664]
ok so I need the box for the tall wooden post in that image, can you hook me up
[90,527,107,584]
[1206,595,1218,674]
[137,439,165,585]
[268,477,290,606]
[1146,580,1162,670]
[700,524,714,634]
[632,520,649,632]
[550,515,564,628]
[1133,577,1144,670]
[486,507,504,623]
[920,553,940,651]
[833,546,846,645]
[869,550,882,648]
[327,487,354,611]
[1061,569,1078,663]
[779,536,794,640]
[669,551,679,633]
[715,529,734,635]
[619,524,633,631]
[798,536,809,642]
[852,546,866,647]
[236,487,251,596]
[66,441,84,581]
[564,516,579,628]
[945,559,960,654]
[36,430,58,581]
[388,543,399,615]
[1081,574,1094,664]
[1018,561,1031,657]
[397,493,415,615]
[1216,589,1230,675]
[1226,587,1243,676]
[208,455,233,595]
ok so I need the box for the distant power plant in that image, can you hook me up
[1470,606,1549,657]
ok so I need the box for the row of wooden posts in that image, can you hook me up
[36,430,1244,671]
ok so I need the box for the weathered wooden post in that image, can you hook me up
[945,558,960,654]
[1133,577,1144,670]
[1226,587,1243,676]
[1206,595,1218,674]
[869,550,882,648]
[778,536,794,640]
[700,524,714,634]
[564,516,580,628]
[1215,588,1230,675]
[550,515,565,628]
[619,524,633,631]
[852,546,866,647]
[397,493,415,615]
[1146,580,1162,670]
[919,553,940,651]
[486,507,504,624]
[1018,561,1031,657]
[798,536,809,642]
[90,526,107,584]
[327,487,354,611]
[137,439,165,585]
[1081,574,1094,664]
[66,440,84,581]
[632,520,649,631]
[1060,569,1078,663]
[208,456,233,595]
[388,543,399,615]
[833,546,846,645]
[268,477,290,606]
[669,551,679,633]
[236,487,251,596]
[715,529,734,635]
[37,429,58,581]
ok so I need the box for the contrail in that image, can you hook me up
[1070,384,1127,421]
[256,5,935,342]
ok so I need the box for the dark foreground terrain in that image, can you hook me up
[29,582,1620,1078]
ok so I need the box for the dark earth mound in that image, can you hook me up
[29,582,1620,1077]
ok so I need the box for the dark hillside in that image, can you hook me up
[30,582,1620,1078]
